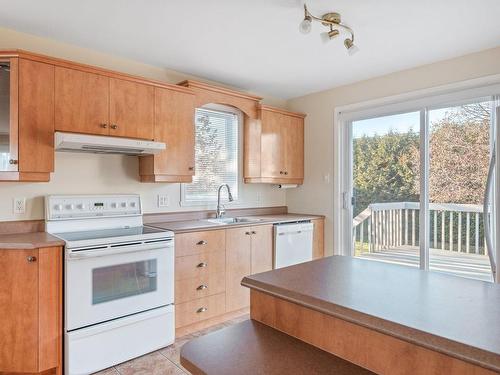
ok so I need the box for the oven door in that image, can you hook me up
[65,239,174,331]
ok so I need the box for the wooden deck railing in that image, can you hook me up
[353,202,487,255]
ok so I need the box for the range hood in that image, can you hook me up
[54,132,166,155]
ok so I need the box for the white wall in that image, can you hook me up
[286,46,500,255]
[0,27,287,221]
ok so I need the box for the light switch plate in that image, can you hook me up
[158,194,169,208]
[13,197,26,214]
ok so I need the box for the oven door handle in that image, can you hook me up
[67,241,174,260]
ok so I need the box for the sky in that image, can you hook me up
[352,108,457,138]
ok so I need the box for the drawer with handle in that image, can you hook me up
[175,271,225,303]
[175,251,225,281]
[175,293,226,328]
[175,230,225,257]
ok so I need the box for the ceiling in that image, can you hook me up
[0,0,500,99]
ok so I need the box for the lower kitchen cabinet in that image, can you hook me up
[225,227,252,312]
[312,217,325,259]
[250,225,273,274]
[175,293,226,328]
[174,230,226,330]
[173,221,322,335]
[226,225,273,312]
[0,247,62,375]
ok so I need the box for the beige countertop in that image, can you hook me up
[0,231,65,249]
[148,213,324,233]
[0,213,323,247]
[242,256,500,372]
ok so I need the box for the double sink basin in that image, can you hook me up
[204,217,265,225]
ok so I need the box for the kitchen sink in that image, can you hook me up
[206,217,264,225]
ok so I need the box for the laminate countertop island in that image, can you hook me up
[242,256,500,374]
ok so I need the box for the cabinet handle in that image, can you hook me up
[284,171,289,175]
[110,124,118,129]
[197,284,208,291]
[9,159,18,165]
[100,123,108,129]
[188,166,194,171]
[245,231,251,235]
[197,240,207,245]
[27,256,37,262]
[197,262,208,268]
[251,231,256,235]
[197,307,208,313]
[280,171,284,175]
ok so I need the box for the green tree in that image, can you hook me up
[353,130,419,216]
[187,113,224,195]
[427,103,490,204]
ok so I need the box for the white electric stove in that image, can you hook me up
[46,194,175,375]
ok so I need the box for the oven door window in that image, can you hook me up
[92,259,157,305]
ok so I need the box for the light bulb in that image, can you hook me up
[321,29,339,43]
[344,38,359,55]
[299,17,312,34]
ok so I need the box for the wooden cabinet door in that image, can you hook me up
[283,115,304,179]
[0,58,18,172]
[260,110,284,178]
[250,224,273,274]
[18,58,55,174]
[311,218,325,259]
[153,87,195,176]
[109,78,154,140]
[226,227,252,311]
[0,249,39,373]
[55,67,109,135]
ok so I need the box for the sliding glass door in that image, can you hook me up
[427,101,494,281]
[347,96,499,282]
[351,111,421,267]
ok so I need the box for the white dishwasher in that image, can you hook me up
[274,221,314,269]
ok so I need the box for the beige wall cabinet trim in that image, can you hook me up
[178,80,262,120]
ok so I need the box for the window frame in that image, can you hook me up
[334,78,500,281]
[180,103,243,207]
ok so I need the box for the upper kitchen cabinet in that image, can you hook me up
[55,67,110,136]
[109,78,154,140]
[55,70,154,140]
[139,87,196,182]
[244,105,305,184]
[0,56,54,182]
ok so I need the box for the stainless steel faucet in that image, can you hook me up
[216,184,234,218]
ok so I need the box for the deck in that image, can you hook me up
[357,246,493,282]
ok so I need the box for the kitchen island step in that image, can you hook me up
[180,319,374,375]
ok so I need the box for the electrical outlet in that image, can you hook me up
[13,197,26,214]
[158,194,169,208]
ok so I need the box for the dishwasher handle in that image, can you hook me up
[274,222,313,236]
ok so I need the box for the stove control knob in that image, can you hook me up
[130,202,136,208]
[78,204,86,210]
[110,202,117,209]
[121,202,127,208]
[66,204,75,210]
[54,204,63,211]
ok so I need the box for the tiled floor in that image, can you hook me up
[93,313,250,375]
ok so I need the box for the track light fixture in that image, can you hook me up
[299,4,358,55]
